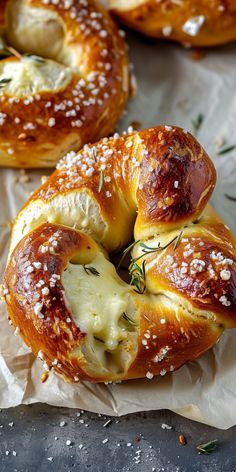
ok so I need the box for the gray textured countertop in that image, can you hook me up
[0,404,235,472]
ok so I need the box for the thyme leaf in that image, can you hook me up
[218,145,236,155]
[196,440,218,455]
[98,170,104,193]
[192,113,204,133]
[83,265,100,276]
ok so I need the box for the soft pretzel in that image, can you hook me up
[108,0,236,47]
[0,0,129,168]
[4,126,236,383]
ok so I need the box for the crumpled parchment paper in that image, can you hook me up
[0,29,236,429]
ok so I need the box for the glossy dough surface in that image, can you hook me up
[109,0,236,47]
[0,0,129,167]
[4,126,236,383]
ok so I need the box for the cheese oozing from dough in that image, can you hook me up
[0,57,72,97]
[62,252,138,377]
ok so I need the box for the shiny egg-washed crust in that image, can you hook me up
[4,126,236,383]
[0,0,129,168]
[10,126,216,253]
[109,0,236,47]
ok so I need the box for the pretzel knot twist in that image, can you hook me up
[4,126,236,383]
[0,0,129,167]
[109,0,236,47]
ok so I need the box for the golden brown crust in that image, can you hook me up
[109,0,236,47]
[0,0,129,167]
[124,297,223,380]
[11,126,216,252]
[4,224,102,382]
[4,126,236,383]
[137,211,236,326]
[4,222,226,383]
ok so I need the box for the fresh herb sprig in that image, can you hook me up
[218,145,236,156]
[196,440,218,455]
[192,113,204,133]
[225,194,236,202]
[117,240,140,270]
[118,230,183,294]
[83,265,100,276]
[129,260,146,294]
[132,231,183,264]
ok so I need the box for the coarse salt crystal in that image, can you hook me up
[146,371,154,380]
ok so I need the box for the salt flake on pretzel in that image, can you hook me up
[4,126,236,382]
[0,0,129,167]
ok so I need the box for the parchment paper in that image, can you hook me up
[0,31,236,429]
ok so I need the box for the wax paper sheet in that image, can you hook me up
[0,28,236,429]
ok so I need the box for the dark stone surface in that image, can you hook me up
[0,405,235,472]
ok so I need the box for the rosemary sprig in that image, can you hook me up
[192,113,204,133]
[0,78,12,88]
[117,240,141,270]
[122,312,136,326]
[132,231,183,264]
[218,145,236,155]
[98,170,104,193]
[83,265,100,276]
[196,440,218,455]
[129,260,146,294]
[225,194,236,202]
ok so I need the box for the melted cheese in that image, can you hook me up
[62,253,131,350]
[0,57,72,97]
[62,251,138,376]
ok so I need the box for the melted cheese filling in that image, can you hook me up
[62,252,138,376]
[63,254,131,350]
[0,57,72,96]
